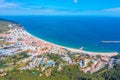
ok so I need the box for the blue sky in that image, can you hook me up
[0,0,120,15]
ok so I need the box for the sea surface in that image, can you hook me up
[0,15,120,53]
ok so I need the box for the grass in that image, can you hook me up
[0,51,30,69]
[0,20,11,33]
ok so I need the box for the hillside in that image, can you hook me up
[0,19,22,33]
[0,20,12,33]
[0,19,120,80]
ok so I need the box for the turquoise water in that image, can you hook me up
[0,15,120,53]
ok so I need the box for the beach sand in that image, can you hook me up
[25,30,118,57]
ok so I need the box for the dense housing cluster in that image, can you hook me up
[0,20,120,80]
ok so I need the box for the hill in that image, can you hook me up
[0,19,22,33]
[0,20,11,33]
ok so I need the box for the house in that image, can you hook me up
[0,72,7,77]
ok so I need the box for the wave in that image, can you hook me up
[101,41,120,43]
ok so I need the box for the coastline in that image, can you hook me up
[0,21,120,76]
[25,29,118,57]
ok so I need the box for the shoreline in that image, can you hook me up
[25,30,118,57]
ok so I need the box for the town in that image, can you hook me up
[0,21,120,78]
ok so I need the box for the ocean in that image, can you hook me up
[0,15,120,53]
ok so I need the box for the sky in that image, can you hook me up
[0,0,120,16]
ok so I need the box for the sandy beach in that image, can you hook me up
[25,30,118,57]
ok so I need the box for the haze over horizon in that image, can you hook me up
[0,0,120,16]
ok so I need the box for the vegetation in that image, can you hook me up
[0,51,29,69]
[55,65,104,80]
[46,53,66,64]
[0,60,8,68]
[0,65,104,80]
[0,64,119,80]
[108,54,120,80]
[46,53,61,61]
[0,19,120,80]
[0,20,11,33]
[1,56,120,80]
[102,64,120,80]
[111,54,120,59]
[1,52,120,80]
